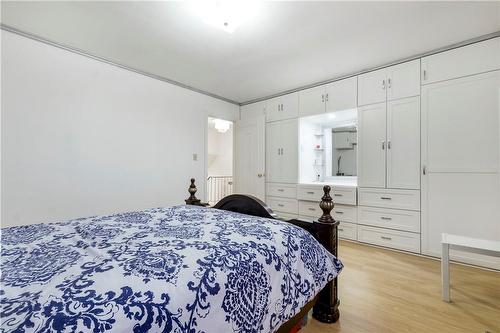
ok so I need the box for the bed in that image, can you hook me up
[0,179,343,333]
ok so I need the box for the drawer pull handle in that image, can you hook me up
[338,228,344,232]
[306,191,315,194]
[334,194,343,197]
[308,208,316,211]
[381,236,392,241]
[380,217,392,220]
[277,189,284,192]
[335,211,344,214]
[380,197,392,200]
[277,204,284,207]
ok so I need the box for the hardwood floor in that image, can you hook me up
[302,240,500,333]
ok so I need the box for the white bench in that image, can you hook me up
[441,233,500,302]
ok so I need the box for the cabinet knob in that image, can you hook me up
[382,79,386,90]
[257,173,263,178]
[387,78,392,88]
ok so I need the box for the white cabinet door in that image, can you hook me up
[387,97,420,189]
[279,119,299,183]
[281,92,299,120]
[358,103,387,187]
[299,85,325,116]
[333,132,351,149]
[265,97,282,123]
[325,76,357,113]
[422,71,499,174]
[421,37,500,85]
[266,119,298,184]
[240,101,266,120]
[358,68,387,106]
[386,60,420,101]
[266,93,299,122]
[265,121,282,183]
[234,116,266,200]
[421,70,500,269]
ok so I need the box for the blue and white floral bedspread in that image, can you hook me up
[0,205,342,333]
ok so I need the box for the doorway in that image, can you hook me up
[207,117,233,205]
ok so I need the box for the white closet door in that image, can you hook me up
[265,97,282,122]
[358,103,387,188]
[299,85,325,116]
[358,68,387,106]
[325,76,357,113]
[421,70,500,269]
[422,71,499,173]
[240,101,266,120]
[280,93,299,120]
[234,116,266,200]
[265,121,282,183]
[387,97,420,189]
[279,119,299,183]
[386,60,420,101]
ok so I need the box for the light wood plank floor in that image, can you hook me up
[302,240,500,333]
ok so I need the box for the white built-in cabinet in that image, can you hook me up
[358,102,387,187]
[358,59,420,106]
[236,36,500,269]
[358,97,421,189]
[266,119,298,183]
[421,38,500,269]
[299,76,357,116]
[266,93,299,122]
[358,61,420,190]
[240,101,266,120]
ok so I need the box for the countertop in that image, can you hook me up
[300,177,357,188]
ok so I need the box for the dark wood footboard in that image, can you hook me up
[184,178,340,325]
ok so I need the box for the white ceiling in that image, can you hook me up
[2,1,500,104]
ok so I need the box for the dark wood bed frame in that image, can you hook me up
[185,178,340,330]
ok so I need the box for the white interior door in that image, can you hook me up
[358,102,387,188]
[234,116,266,200]
[387,97,420,189]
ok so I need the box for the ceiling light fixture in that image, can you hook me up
[213,118,232,133]
[191,0,259,33]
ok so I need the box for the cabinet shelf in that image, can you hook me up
[313,148,324,151]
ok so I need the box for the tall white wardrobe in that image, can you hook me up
[420,38,500,268]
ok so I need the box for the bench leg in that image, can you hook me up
[442,243,450,302]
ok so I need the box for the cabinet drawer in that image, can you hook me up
[358,206,420,233]
[298,185,357,205]
[357,225,420,253]
[298,200,322,217]
[332,187,357,205]
[332,204,357,223]
[266,197,298,214]
[297,185,323,201]
[298,215,316,223]
[338,221,357,241]
[276,212,299,220]
[359,188,420,211]
[266,183,297,199]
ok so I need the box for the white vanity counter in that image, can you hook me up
[299,177,357,188]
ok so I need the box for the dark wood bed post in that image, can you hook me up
[312,185,340,323]
[185,179,340,324]
[185,178,203,206]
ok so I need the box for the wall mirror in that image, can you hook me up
[299,109,357,183]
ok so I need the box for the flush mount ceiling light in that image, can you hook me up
[191,0,259,33]
[213,118,232,133]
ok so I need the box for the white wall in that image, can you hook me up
[1,31,239,227]
[207,124,233,177]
